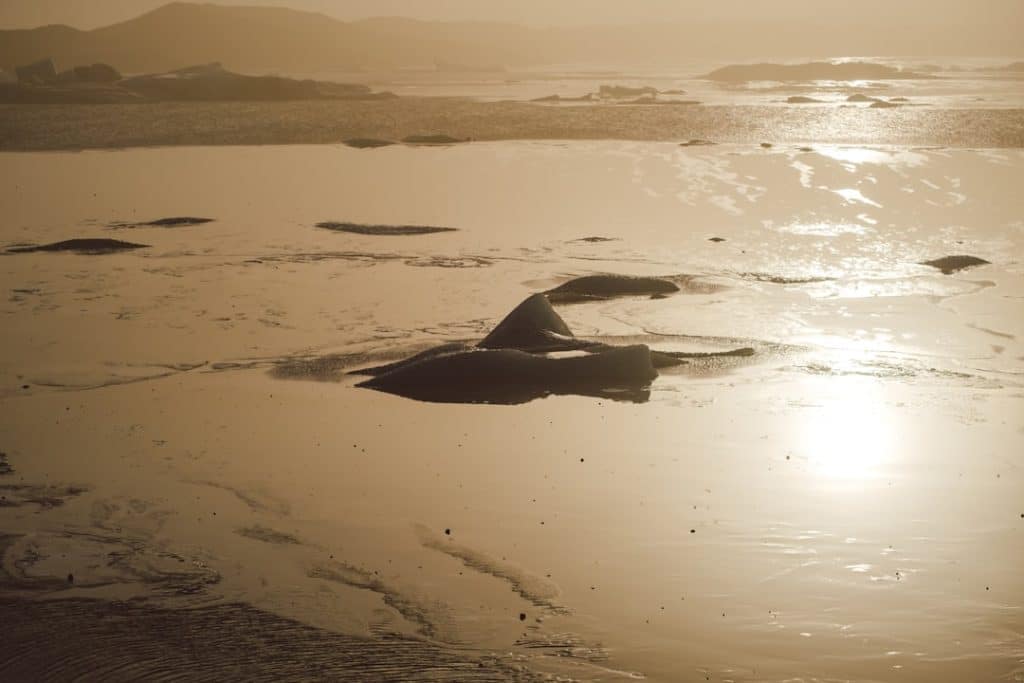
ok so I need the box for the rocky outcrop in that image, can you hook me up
[357,345,658,405]
[598,85,658,98]
[315,222,456,236]
[15,58,57,84]
[55,63,121,83]
[544,275,680,303]
[920,255,990,274]
[352,291,754,404]
[343,138,397,149]
[1,60,395,104]
[478,293,575,350]
[7,239,149,254]
[401,135,468,145]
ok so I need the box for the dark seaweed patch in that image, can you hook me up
[7,239,149,255]
[315,222,457,236]
[110,217,214,228]
[401,134,468,145]
[343,138,396,148]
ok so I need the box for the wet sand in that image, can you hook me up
[1,142,1023,681]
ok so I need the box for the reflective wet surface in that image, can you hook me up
[1,142,1022,681]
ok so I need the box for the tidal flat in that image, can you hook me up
[1,141,1022,681]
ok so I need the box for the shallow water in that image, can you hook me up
[314,58,1024,108]
[1,142,1022,681]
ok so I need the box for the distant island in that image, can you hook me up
[704,61,936,82]
[0,59,394,104]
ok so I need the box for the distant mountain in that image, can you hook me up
[0,3,546,74]
[1,2,1021,75]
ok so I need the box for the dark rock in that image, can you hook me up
[478,293,574,350]
[760,142,773,148]
[598,85,657,98]
[572,236,618,243]
[343,138,396,149]
[679,139,716,147]
[401,135,468,145]
[618,96,699,106]
[117,63,387,103]
[786,96,823,104]
[531,93,593,103]
[145,216,212,227]
[920,255,990,274]
[351,343,473,377]
[122,63,322,101]
[846,93,881,103]
[56,63,122,84]
[358,345,657,405]
[16,58,57,85]
[315,222,456,236]
[7,239,149,255]
[708,237,726,243]
[870,100,900,108]
[545,275,680,303]
[351,292,754,404]
[111,216,213,228]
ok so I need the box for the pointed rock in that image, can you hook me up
[478,294,573,350]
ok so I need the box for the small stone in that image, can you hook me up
[444,528,451,535]
[519,613,526,621]
[67,573,74,584]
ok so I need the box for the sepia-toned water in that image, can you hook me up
[1,141,1022,681]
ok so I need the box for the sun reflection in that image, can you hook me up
[798,377,894,481]
[833,187,882,207]
[816,147,892,166]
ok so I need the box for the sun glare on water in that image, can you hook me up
[797,377,895,482]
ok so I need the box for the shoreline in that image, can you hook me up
[3,99,1024,151]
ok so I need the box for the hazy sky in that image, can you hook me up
[2,0,1022,31]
